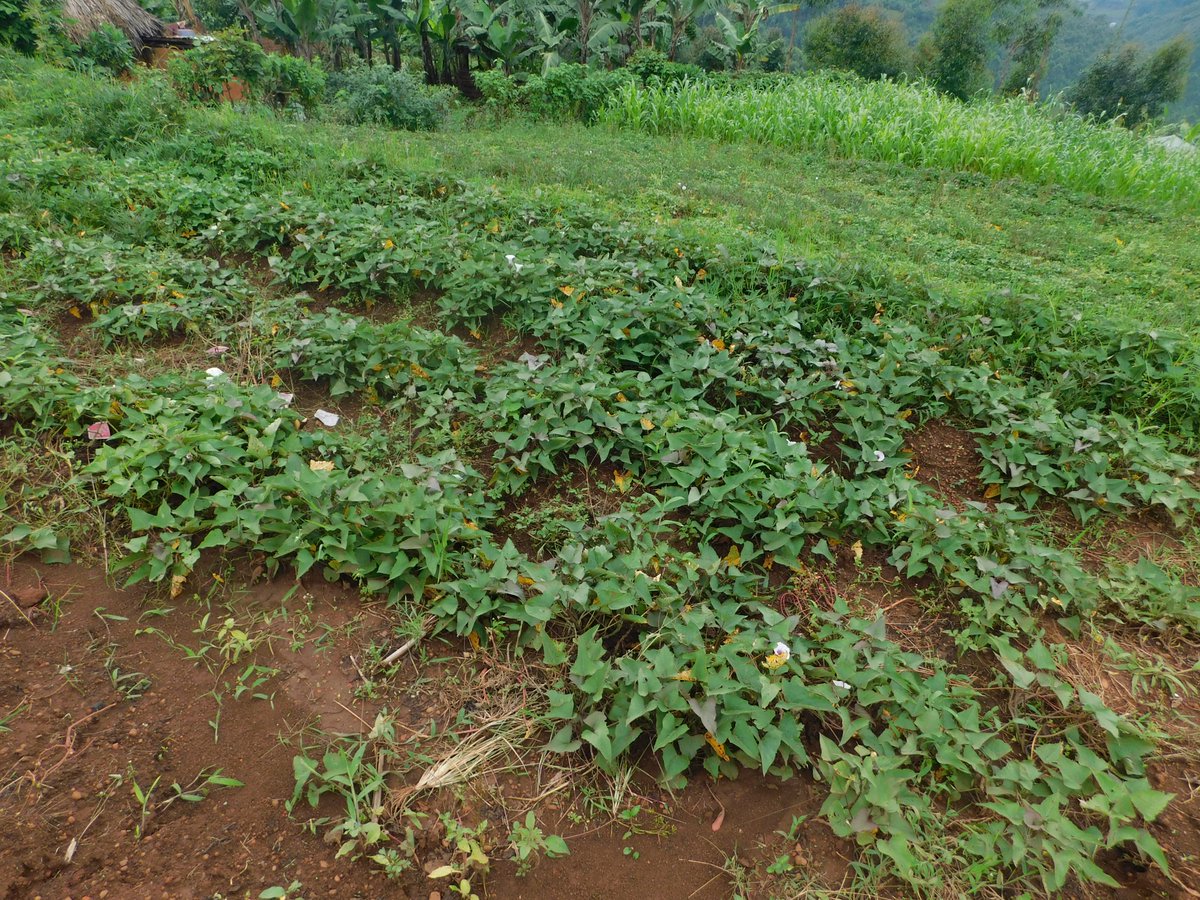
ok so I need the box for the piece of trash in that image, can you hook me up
[833,680,852,690]
[313,409,339,427]
[86,422,112,441]
[204,367,224,378]
[64,837,77,863]
[206,345,229,356]
[276,392,295,406]
[711,809,725,832]
[308,460,335,472]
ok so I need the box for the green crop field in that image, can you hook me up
[2,52,1200,899]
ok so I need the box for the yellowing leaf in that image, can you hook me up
[169,574,186,599]
[674,275,684,290]
[670,669,696,682]
[382,238,394,250]
[984,484,1001,499]
[763,653,788,671]
[468,632,481,651]
[705,732,730,761]
[640,417,655,431]
[851,540,863,564]
[614,470,631,493]
[469,328,482,340]
[309,460,335,472]
[517,575,535,587]
[616,392,627,403]
[559,285,574,296]
[724,545,741,568]
[410,362,429,379]
[68,306,82,319]
[550,298,564,310]
[711,338,727,351]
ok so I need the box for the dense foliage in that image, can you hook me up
[802,4,909,81]
[1,58,1198,894]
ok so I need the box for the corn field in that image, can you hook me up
[600,74,1200,209]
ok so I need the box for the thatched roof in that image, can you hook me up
[61,0,164,50]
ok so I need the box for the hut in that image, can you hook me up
[60,0,166,52]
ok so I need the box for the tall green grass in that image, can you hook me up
[600,73,1200,209]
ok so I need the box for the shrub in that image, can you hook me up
[166,29,266,103]
[1068,38,1192,128]
[0,0,63,58]
[804,5,909,81]
[919,0,992,100]
[262,53,326,113]
[72,24,134,76]
[626,49,703,86]
[326,65,447,130]
[520,64,634,122]
[474,65,520,115]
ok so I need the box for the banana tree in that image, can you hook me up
[531,8,574,71]
[711,8,755,69]
[713,0,802,70]
[663,0,709,60]
[460,0,534,73]
[257,0,362,59]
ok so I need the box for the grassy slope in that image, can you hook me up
[316,116,1200,339]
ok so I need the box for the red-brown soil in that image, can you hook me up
[0,561,852,900]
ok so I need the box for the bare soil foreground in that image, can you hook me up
[0,561,849,900]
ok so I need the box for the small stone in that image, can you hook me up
[429,893,441,900]
[319,860,329,869]
[70,790,83,801]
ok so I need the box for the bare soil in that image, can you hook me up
[0,561,853,900]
